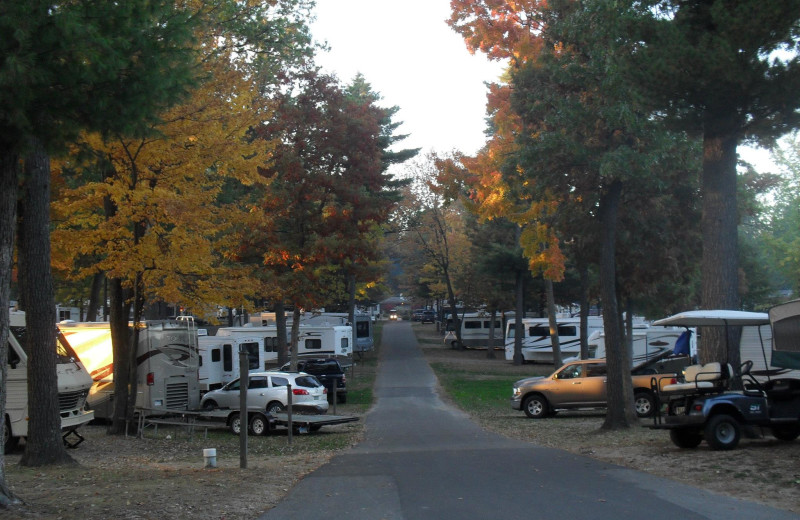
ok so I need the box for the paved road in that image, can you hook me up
[261,321,798,520]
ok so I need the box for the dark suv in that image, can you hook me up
[421,310,436,324]
[281,358,347,404]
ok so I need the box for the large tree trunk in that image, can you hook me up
[598,180,637,430]
[486,307,497,359]
[700,133,741,367]
[289,307,301,371]
[275,301,288,367]
[108,279,133,435]
[578,264,590,360]
[85,271,104,321]
[545,279,563,367]
[0,149,22,504]
[18,140,74,466]
[513,268,524,365]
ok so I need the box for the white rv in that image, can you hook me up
[216,323,352,361]
[197,334,265,392]
[504,316,605,363]
[578,327,689,367]
[5,311,94,453]
[444,312,503,349]
[58,320,200,419]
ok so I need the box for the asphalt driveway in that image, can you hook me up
[261,321,798,520]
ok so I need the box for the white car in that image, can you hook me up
[200,371,329,415]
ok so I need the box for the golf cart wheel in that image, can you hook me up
[229,412,242,435]
[249,413,269,436]
[669,428,703,449]
[634,392,656,418]
[704,414,741,450]
[522,394,549,419]
[772,424,800,442]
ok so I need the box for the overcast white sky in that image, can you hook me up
[310,0,506,157]
[309,1,780,172]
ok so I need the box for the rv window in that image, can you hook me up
[305,339,322,350]
[356,320,370,338]
[243,342,259,370]
[558,326,577,336]
[507,324,515,339]
[211,349,221,362]
[341,338,349,350]
[484,320,501,329]
[529,325,578,337]
[465,321,482,329]
[223,344,233,372]
[270,376,289,387]
[265,337,280,353]
[530,326,550,337]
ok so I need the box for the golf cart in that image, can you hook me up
[648,304,800,450]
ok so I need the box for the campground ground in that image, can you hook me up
[2,320,798,518]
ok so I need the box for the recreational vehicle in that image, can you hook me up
[251,311,372,354]
[579,327,690,367]
[197,334,265,393]
[58,320,200,419]
[5,311,95,453]
[444,312,503,349]
[216,323,352,361]
[504,316,605,363]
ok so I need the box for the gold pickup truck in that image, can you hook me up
[511,357,689,418]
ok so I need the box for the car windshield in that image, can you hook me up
[295,375,322,388]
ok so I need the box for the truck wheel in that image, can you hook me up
[772,424,800,441]
[704,414,741,450]
[249,413,269,436]
[228,412,242,435]
[522,394,549,419]
[4,419,18,454]
[669,428,703,449]
[634,392,656,418]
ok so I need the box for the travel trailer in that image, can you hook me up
[58,320,200,419]
[251,310,373,354]
[444,312,503,349]
[197,334,265,393]
[216,323,352,362]
[5,311,94,453]
[504,316,605,363]
[579,327,690,368]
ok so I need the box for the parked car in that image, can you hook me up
[412,309,424,322]
[280,358,347,404]
[200,371,329,415]
[421,310,436,324]
[511,358,684,419]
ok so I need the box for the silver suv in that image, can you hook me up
[201,371,329,415]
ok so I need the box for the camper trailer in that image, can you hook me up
[58,320,200,419]
[504,316,605,363]
[5,311,95,453]
[444,312,503,348]
[251,311,372,354]
[216,323,352,362]
[197,334,266,393]
[575,327,690,370]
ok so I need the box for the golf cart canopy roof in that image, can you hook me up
[653,310,770,328]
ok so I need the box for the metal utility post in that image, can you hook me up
[239,349,249,469]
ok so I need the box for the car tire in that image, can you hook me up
[772,424,800,442]
[634,392,656,418]
[704,414,741,450]
[229,412,242,435]
[669,428,703,449]
[266,401,285,414]
[202,400,217,411]
[522,394,549,419]
[249,413,269,436]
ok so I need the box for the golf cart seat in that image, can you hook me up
[661,362,730,394]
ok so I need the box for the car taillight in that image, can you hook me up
[147,372,154,386]
[323,387,328,394]
[292,388,310,395]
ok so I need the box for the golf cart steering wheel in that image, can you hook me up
[739,359,753,376]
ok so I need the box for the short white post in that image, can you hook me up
[203,448,217,469]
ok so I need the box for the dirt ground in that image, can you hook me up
[2,323,798,518]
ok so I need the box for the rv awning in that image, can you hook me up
[653,310,769,328]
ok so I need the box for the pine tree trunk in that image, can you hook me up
[598,180,637,430]
[700,133,741,367]
[0,148,22,504]
[18,139,74,466]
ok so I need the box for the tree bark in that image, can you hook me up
[513,268,524,365]
[700,133,741,367]
[18,139,75,466]
[545,279,563,367]
[598,180,637,430]
[85,271,104,321]
[275,301,288,367]
[108,279,132,435]
[0,148,22,504]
